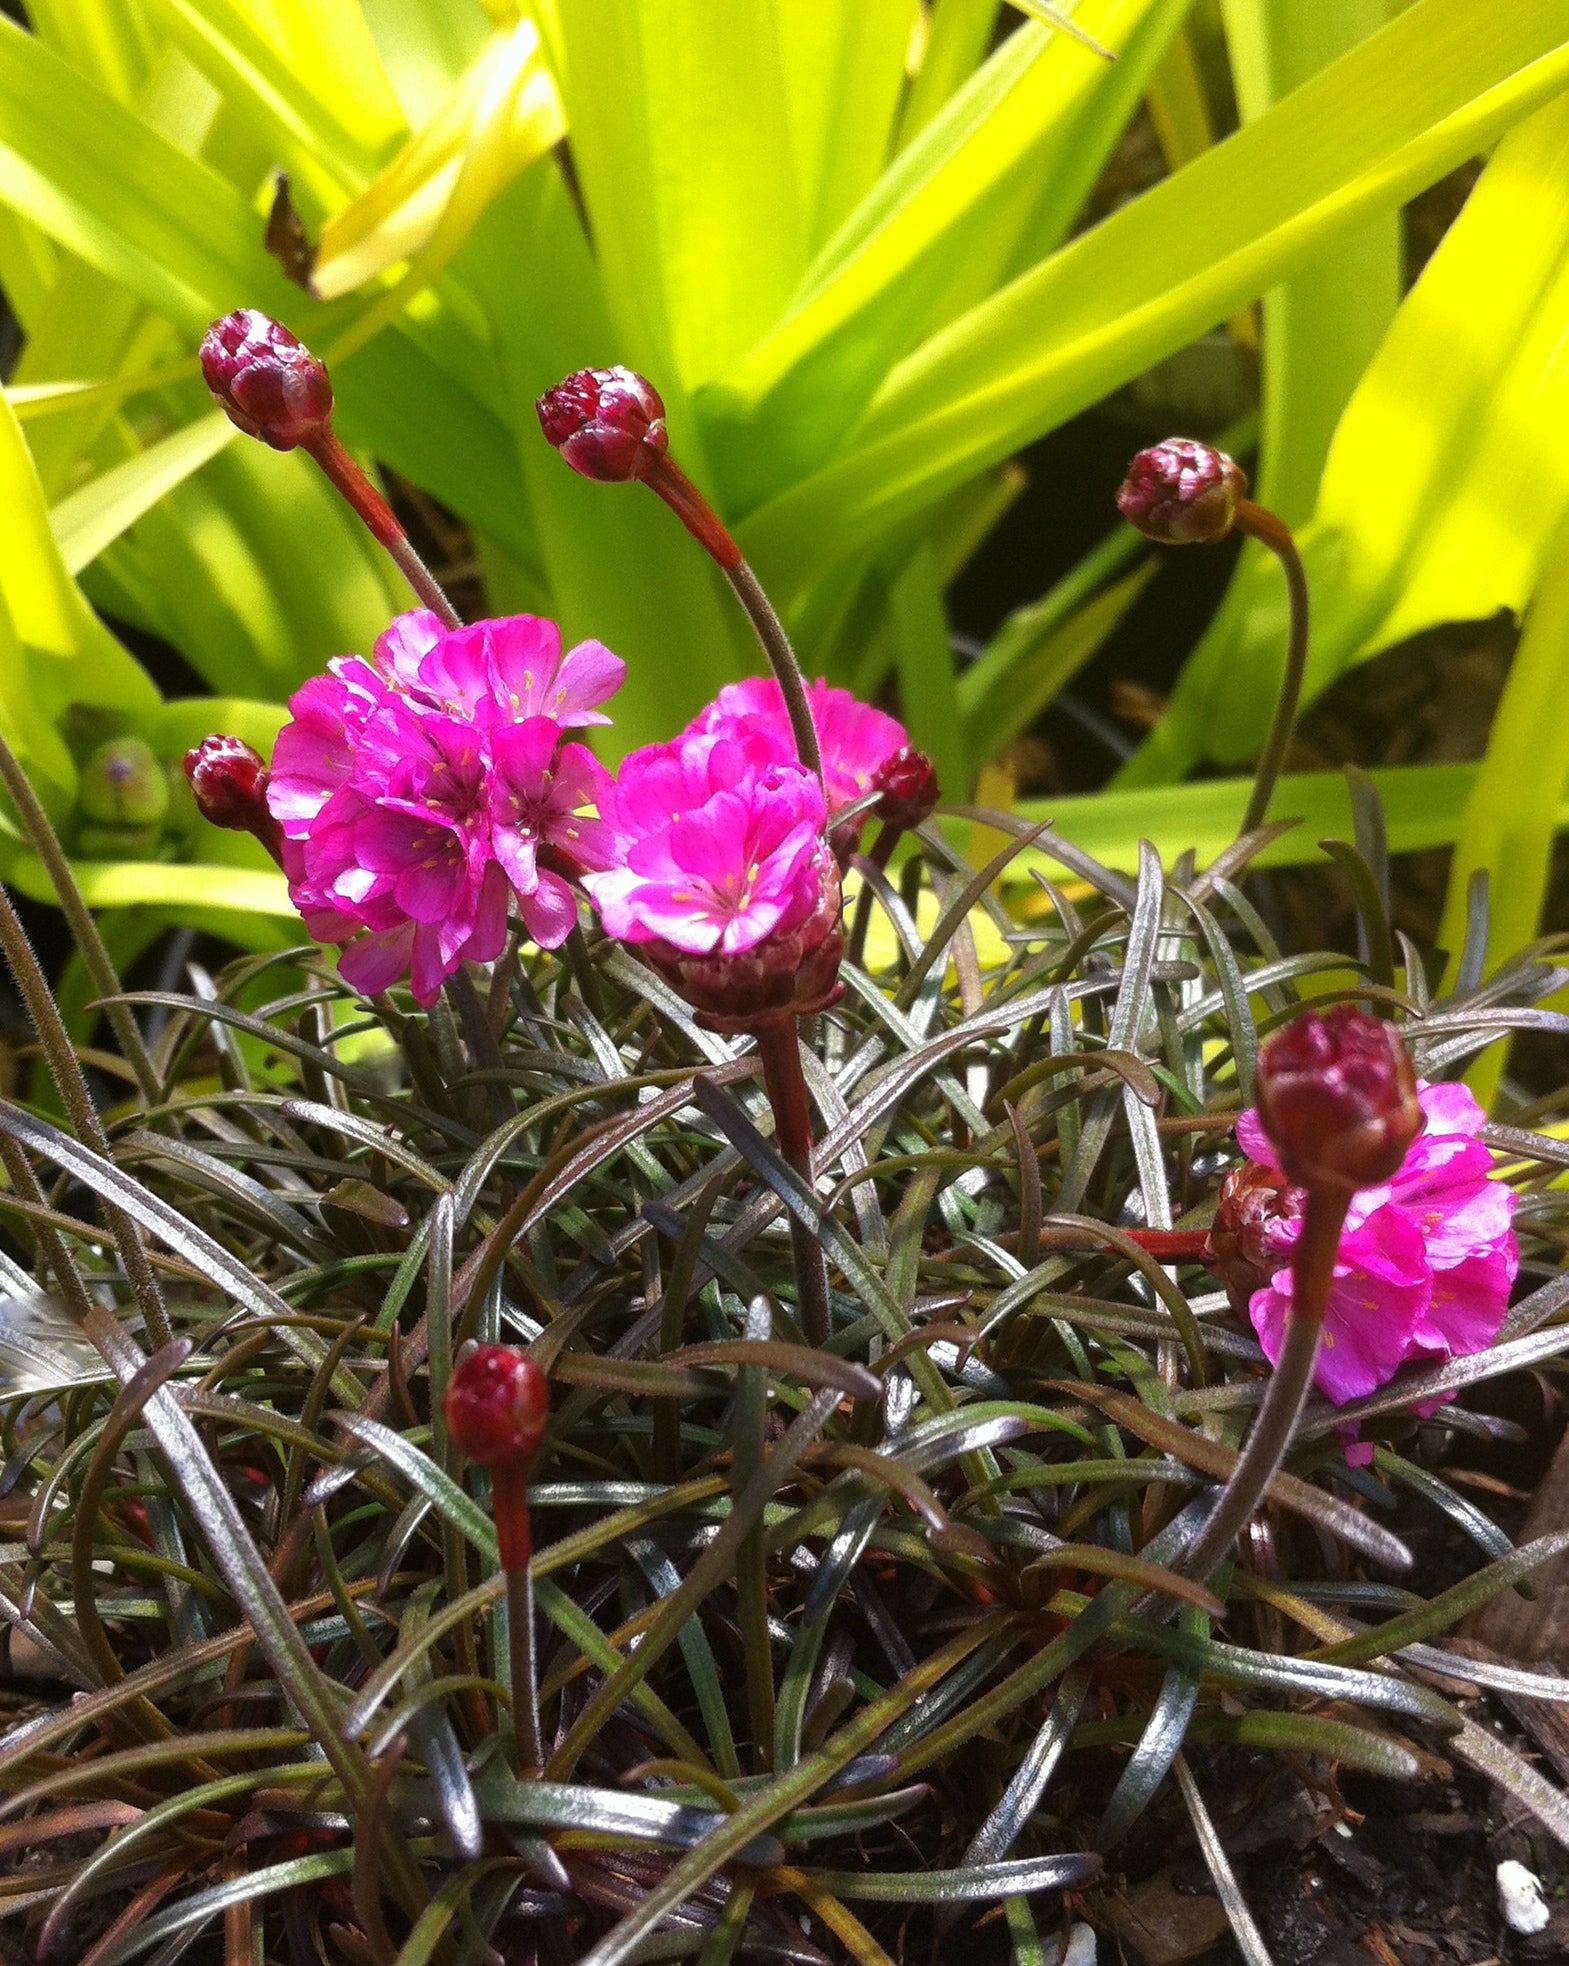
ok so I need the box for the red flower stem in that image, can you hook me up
[303,428,462,629]
[643,456,825,788]
[754,1021,831,1349]
[1234,498,1309,840]
[845,817,906,971]
[490,1457,543,1776]
[1178,1184,1348,1586]
[1117,1228,1213,1263]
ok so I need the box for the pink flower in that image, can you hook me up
[488,718,617,950]
[583,729,843,1029]
[372,610,625,728]
[1227,1080,1517,1406]
[683,678,913,822]
[261,609,623,1004]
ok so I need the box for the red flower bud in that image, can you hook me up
[1205,1161,1302,1316]
[536,367,668,483]
[1253,1006,1422,1194]
[444,1345,549,1468]
[200,310,333,452]
[184,735,284,865]
[1116,438,1247,545]
[872,746,940,833]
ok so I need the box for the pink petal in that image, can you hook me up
[1417,1079,1486,1138]
[339,922,415,997]
[1235,1108,1275,1168]
[550,640,627,724]
[518,869,579,949]
[1416,1246,1516,1357]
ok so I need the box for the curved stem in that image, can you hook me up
[644,457,825,786]
[305,428,462,628]
[1178,1185,1348,1585]
[754,1022,831,1349]
[1234,498,1309,840]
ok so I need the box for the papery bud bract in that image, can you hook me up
[1116,438,1246,545]
[200,310,333,451]
[648,848,845,1032]
[1253,1005,1422,1194]
[79,736,170,829]
[184,734,285,864]
[536,367,668,483]
[1206,1161,1302,1317]
[445,1345,549,1467]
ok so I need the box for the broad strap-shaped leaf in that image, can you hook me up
[1133,84,1569,784]
[553,0,805,391]
[738,0,1569,603]
[0,15,530,554]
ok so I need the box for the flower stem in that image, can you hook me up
[1234,498,1309,840]
[304,429,462,629]
[644,457,825,786]
[754,1022,831,1349]
[492,1457,543,1776]
[1178,1185,1348,1585]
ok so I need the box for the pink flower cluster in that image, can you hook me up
[584,678,908,969]
[579,677,916,1025]
[1220,1081,1517,1407]
[266,610,623,1004]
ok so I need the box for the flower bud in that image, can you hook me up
[184,734,284,864]
[78,736,170,829]
[444,1345,549,1467]
[1116,438,1246,545]
[536,367,668,483]
[1206,1161,1302,1316]
[872,746,939,833]
[200,310,333,452]
[1253,1005,1422,1194]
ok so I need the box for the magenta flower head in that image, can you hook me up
[185,735,285,865]
[1252,1005,1422,1195]
[1228,1081,1517,1407]
[682,678,932,848]
[199,310,333,452]
[1117,437,1247,545]
[260,608,624,1005]
[583,729,843,1031]
[536,366,669,484]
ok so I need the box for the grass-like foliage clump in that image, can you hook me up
[1,796,1568,1966]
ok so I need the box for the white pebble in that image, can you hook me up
[1061,1924,1096,1966]
[1497,1859,1551,1935]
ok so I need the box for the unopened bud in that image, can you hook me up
[444,1345,549,1467]
[79,736,169,829]
[1116,438,1246,545]
[1253,1005,1421,1194]
[873,747,939,832]
[184,734,284,864]
[200,310,333,452]
[536,367,668,483]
